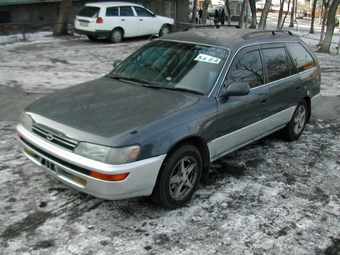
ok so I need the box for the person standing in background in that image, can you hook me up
[214,9,220,28]
[220,9,225,25]
[199,8,203,24]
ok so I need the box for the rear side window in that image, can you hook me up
[262,48,290,83]
[134,7,153,17]
[120,6,134,17]
[78,7,100,18]
[106,7,118,17]
[286,42,316,72]
[227,50,264,88]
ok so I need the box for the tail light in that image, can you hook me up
[96,17,104,23]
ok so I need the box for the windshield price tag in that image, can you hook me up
[194,54,221,64]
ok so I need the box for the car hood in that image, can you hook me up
[156,15,174,23]
[26,76,199,144]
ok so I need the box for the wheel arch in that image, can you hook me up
[159,23,172,36]
[303,96,311,122]
[111,26,124,35]
[165,136,210,181]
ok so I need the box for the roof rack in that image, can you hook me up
[182,24,241,32]
[243,30,293,39]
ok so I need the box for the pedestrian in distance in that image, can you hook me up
[198,8,203,24]
[214,9,220,28]
[220,9,225,25]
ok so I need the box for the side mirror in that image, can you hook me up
[225,82,250,96]
[113,60,122,69]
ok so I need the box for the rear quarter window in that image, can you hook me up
[78,7,100,18]
[286,42,316,72]
[106,7,119,17]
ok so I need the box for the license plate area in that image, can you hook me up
[41,158,56,172]
[41,157,87,186]
[79,21,89,27]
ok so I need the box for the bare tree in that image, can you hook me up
[249,0,257,28]
[239,0,249,28]
[309,0,317,34]
[258,0,272,29]
[277,0,285,29]
[54,0,72,36]
[319,0,330,45]
[280,0,291,29]
[289,0,296,27]
[192,0,198,23]
[225,0,232,25]
[319,1,324,24]
[317,0,340,53]
[201,0,210,24]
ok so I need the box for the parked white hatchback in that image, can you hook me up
[74,2,175,43]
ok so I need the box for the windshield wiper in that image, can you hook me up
[108,75,203,95]
[108,75,156,86]
[162,87,204,95]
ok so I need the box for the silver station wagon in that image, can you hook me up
[17,29,321,209]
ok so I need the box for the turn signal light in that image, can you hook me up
[90,171,129,181]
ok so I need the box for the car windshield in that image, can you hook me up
[110,40,229,95]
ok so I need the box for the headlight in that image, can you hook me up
[20,112,33,132]
[74,143,140,164]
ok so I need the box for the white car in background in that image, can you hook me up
[74,2,175,43]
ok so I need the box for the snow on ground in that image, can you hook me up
[0,29,339,255]
[0,32,147,94]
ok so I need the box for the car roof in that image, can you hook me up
[160,28,301,50]
[85,2,141,7]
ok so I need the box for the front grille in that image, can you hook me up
[32,124,78,151]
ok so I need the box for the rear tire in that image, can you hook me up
[281,100,308,141]
[109,28,123,43]
[151,144,202,209]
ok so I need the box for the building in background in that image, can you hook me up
[0,0,189,24]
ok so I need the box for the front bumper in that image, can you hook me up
[17,124,165,200]
[311,92,322,110]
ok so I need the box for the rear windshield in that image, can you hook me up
[78,7,100,18]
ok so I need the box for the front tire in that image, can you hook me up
[109,28,123,43]
[281,100,308,141]
[159,25,171,37]
[151,144,202,209]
